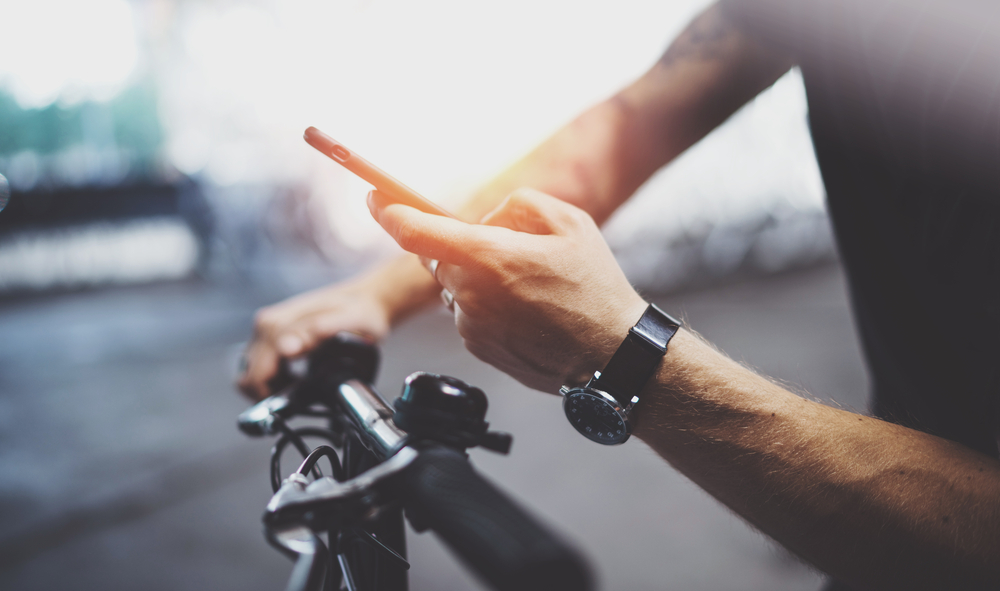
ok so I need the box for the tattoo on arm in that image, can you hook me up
[658,4,743,69]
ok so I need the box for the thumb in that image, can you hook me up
[368,190,493,265]
[479,187,592,236]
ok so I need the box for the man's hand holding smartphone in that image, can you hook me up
[238,128,458,399]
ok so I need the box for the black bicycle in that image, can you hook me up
[237,332,593,591]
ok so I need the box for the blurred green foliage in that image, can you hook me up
[0,80,163,163]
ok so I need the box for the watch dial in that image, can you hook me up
[564,391,628,444]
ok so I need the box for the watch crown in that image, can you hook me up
[593,370,602,380]
[559,385,571,396]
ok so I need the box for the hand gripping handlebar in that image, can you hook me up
[244,333,593,591]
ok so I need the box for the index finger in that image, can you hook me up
[367,190,497,266]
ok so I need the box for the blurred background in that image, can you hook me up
[0,0,864,589]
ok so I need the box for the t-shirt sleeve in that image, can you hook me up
[717,0,830,58]
[720,0,1000,69]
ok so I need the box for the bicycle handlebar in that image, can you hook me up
[247,332,593,591]
[403,446,592,591]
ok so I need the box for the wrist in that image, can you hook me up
[561,300,681,445]
[596,296,651,376]
[563,296,648,387]
[363,254,442,328]
[629,328,725,441]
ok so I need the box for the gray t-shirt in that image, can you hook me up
[722,0,1000,459]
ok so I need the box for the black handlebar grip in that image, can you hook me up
[401,446,593,591]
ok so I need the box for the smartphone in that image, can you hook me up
[304,126,459,219]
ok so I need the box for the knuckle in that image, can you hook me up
[236,372,261,397]
[454,285,486,315]
[563,211,596,236]
[307,315,337,338]
[508,188,533,205]
[462,337,488,362]
[254,308,278,331]
[394,222,419,252]
[567,205,593,227]
[455,313,476,340]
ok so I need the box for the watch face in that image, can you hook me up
[563,389,630,445]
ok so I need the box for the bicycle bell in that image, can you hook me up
[393,372,512,453]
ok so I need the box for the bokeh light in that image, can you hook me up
[0,0,139,108]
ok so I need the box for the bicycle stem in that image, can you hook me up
[334,379,408,459]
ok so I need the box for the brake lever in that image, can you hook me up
[265,446,419,530]
[238,333,381,437]
[238,393,295,436]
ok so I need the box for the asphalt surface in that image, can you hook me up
[0,262,868,590]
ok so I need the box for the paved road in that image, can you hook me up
[0,263,867,590]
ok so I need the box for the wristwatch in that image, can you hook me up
[560,303,681,445]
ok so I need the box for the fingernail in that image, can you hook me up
[277,334,302,355]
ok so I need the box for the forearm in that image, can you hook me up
[352,253,441,325]
[461,2,793,225]
[454,97,634,225]
[364,3,794,327]
[636,330,1000,589]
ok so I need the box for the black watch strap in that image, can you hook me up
[588,304,681,405]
